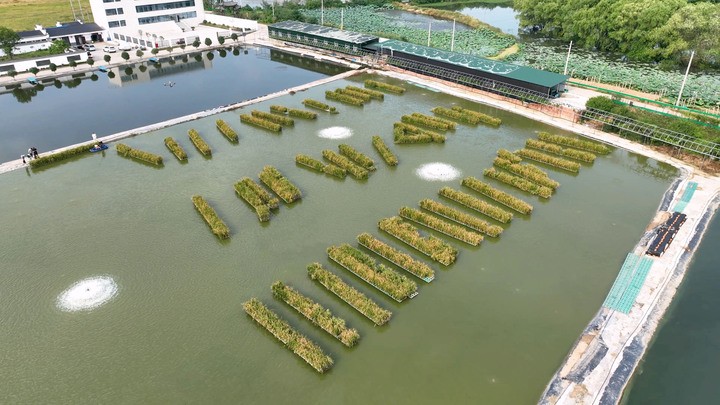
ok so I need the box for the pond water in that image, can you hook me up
[0,72,677,403]
[441,2,520,36]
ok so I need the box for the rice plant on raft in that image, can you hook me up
[322,150,369,180]
[483,168,553,199]
[364,79,405,94]
[251,110,294,127]
[493,157,560,190]
[497,148,522,163]
[271,281,360,347]
[461,177,534,214]
[295,154,325,172]
[419,199,503,237]
[302,98,339,114]
[338,144,376,171]
[325,90,365,106]
[29,142,95,168]
[378,216,458,266]
[216,119,239,142]
[400,114,455,132]
[399,206,483,246]
[188,129,211,156]
[438,187,513,224]
[323,163,347,179]
[288,108,317,119]
[234,178,274,222]
[515,149,581,173]
[327,244,418,302]
[240,114,282,132]
[345,85,384,100]
[357,233,434,282]
[307,263,392,326]
[393,122,445,144]
[116,143,163,165]
[526,139,596,163]
[164,137,187,161]
[336,88,372,102]
[270,105,288,114]
[450,106,502,126]
[243,298,333,373]
[537,132,611,154]
[259,165,302,203]
[191,195,230,239]
[371,135,398,166]
[431,106,482,125]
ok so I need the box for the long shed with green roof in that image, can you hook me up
[269,21,379,55]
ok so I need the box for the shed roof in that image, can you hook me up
[46,22,103,37]
[269,21,378,45]
[18,30,46,39]
[374,40,568,88]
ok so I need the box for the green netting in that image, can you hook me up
[613,257,653,314]
[602,253,639,309]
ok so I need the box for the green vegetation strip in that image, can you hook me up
[439,187,513,223]
[364,80,405,94]
[116,143,163,165]
[462,177,534,214]
[483,168,552,199]
[243,298,333,373]
[379,216,458,266]
[259,166,302,203]
[296,154,325,172]
[270,105,288,114]
[240,114,282,132]
[307,263,391,326]
[288,108,317,120]
[191,195,230,239]
[372,136,398,166]
[419,199,502,237]
[401,113,455,132]
[302,99,338,114]
[28,142,94,168]
[337,88,372,102]
[164,137,187,161]
[538,132,611,154]
[215,119,238,142]
[493,157,560,190]
[234,178,273,222]
[325,90,365,106]
[323,164,347,179]
[431,106,481,125]
[498,148,522,163]
[526,139,596,163]
[322,150,369,180]
[357,233,434,282]
[188,129,211,156]
[271,281,360,347]
[515,149,581,173]
[394,122,446,144]
[251,110,294,127]
[328,244,418,302]
[345,85,384,100]
[399,207,483,246]
[338,144,376,171]
[451,106,502,126]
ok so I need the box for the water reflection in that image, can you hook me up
[434,2,519,35]
[109,54,212,87]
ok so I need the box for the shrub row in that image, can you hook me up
[234,178,274,222]
[357,233,435,282]
[483,168,552,199]
[493,157,560,190]
[526,139,596,163]
[497,148,522,163]
[451,106,502,126]
[251,110,294,127]
[191,195,230,239]
[364,79,405,94]
[164,137,187,161]
[538,131,610,154]
[419,199,503,237]
[438,187,513,223]
[243,298,333,373]
[302,98,338,113]
[371,135,398,166]
[393,122,446,144]
[271,281,360,347]
[399,206,483,246]
[307,263,391,326]
[401,114,454,132]
[431,106,481,125]
[322,150,369,180]
[325,90,364,106]
[379,216,458,266]
[215,119,238,142]
[288,108,317,119]
[328,244,418,302]
[461,177,534,214]
[259,165,302,203]
[337,88,372,102]
[515,148,581,173]
[240,114,282,132]
[28,143,95,168]
[345,85,384,100]
[270,105,288,114]
[339,144,376,171]
[188,129,211,156]
[116,143,163,165]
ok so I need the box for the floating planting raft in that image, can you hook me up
[191,195,230,239]
[526,139,596,163]
[364,79,405,94]
[240,114,282,132]
[325,90,365,106]
[399,206,483,246]
[327,244,418,302]
[515,149,581,173]
[270,105,288,114]
[234,177,277,222]
[322,150,369,180]
[288,108,317,120]
[338,144,376,171]
[259,166,302,203]
[438,187,513,224]
[493,157,560,190]
[393,122,446,144]
[419,199,503,237]
[243,298,333,373]
[164,137,187,161]
[336,88,372,102]
[307,263,392,326]
[188,129,211,156]
[498,148,522,164]
[378,216,458,266]
[271,281,360,347]
[345,85,384,100]
[462,177,534,214]
[431,106,482,125]
[372,136,398,166]
[296,154,348,179]
[451,106,502,126]
[115,143,163,165]
[29,142,94,169]
[302,98,338,114]
[357,233,434,282]
[401,113,456,132]
[251,110,295,127]
[483,168,553,199]
[215,119,238,142]
[324,164,347,179]
[538,132,611,154]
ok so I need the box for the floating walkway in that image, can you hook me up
[602,253,654,314]
[646,212,687,257]
[672,181,697,213]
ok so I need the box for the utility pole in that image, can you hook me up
[427,22,432,47]
[563,41,572,76]
[676,50,695,106]
[451,20,455,52]
[321,0,324,26]
[340,8,344,31]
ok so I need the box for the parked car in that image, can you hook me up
[84,44,96,51]
[118,43,133,51]
[103,46,117,53]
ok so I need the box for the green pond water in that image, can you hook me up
[0,73,677,404]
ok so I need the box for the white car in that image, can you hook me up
[118,44,133,51]
[103,46,117,53]
[84,44,96,51]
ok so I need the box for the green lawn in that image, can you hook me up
[0,0,93,32]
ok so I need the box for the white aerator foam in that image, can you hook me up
[415,162,461,181]
[318,126,353,139]
[56,276,118,312]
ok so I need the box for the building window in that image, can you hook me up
[105,8,123,16]
[136,1,195,13]
[109,20,126,28]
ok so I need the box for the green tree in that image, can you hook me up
[49,63,57,72]
[48,39,68,54]
[192,39,200,48]
[204,37,212,46]
[207,51,214,60]
[0,26,20,58]
[652,2,720,63]
[87,58,95,67]
[8,70,17,78]
[136,49,144,57]
[121,51,130,61]
[139,65,147,72]
[104,54,111,63]
[29,67,39,75]
[69,59,77,70]
[124,67,133,75]
[218,36,225,45]
[231,33,238,43]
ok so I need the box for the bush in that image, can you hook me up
[28,143,94,169]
